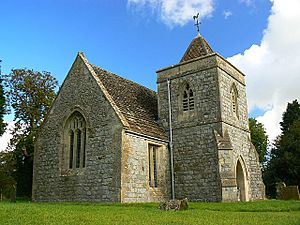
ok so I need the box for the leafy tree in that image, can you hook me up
[0,151,16,201]
[264,99,300,198]
[4,69,58,134]
[280,100,300,134]
[0,78,6,136]
[3,69,58,198]
[270,118,300,187]
[263,136,282,198]
[13,135,34,198]
[249,118,268,163]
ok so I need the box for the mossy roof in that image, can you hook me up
[91,64,167,140]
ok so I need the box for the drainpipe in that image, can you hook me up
[167,78,175,200]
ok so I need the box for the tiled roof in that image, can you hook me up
[180,34,214,63]
[90,64,167,140]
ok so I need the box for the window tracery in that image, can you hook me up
[182,83,194,111]
[65,111,86,170]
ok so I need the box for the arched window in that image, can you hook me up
[182,83,194,111]
[230,84,238,117]
[65,111,86,169]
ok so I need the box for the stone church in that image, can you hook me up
[32,33,265,202]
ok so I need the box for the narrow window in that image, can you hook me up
[83,128,86,168]
[189,89,194,110]
[231,84,238,117]
[148,146,152,186]
[183,91,189,111]
[76,129,81,168]
[182,83,194,111]
[148,144,158,188]
[65,111,86,170]
[232,93,236,113]
[153,148,158,187]
[69,131,74,169]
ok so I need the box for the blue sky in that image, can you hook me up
[1,0,300,149]
[1,0,270,90]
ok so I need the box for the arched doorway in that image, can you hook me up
[236,159,247,201]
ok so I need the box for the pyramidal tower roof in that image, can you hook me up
[180,33,214,63]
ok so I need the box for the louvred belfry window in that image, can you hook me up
[183,83,194,111]
[230,84,238,118]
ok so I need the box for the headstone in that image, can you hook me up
[280,186,300,200]
[159,198,188,211]
[276,182,286,199]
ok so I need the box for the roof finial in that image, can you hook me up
[193,13,201,35]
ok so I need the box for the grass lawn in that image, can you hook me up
[0,200,300,225]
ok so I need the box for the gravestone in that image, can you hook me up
[159,198,188,211]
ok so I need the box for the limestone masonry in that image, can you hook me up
[32,34,265,202]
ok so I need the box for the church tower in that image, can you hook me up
[156,33,265,201]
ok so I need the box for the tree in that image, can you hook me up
[269,118,300,187]
[263,136,282,198]
[0,78,6,136]
[4,69,58,134]
[249,118,268,163]
[278,119,300,186]
[280,100,300,134]
[0,151,16,201]
[3,69,58,198]
[263,99,300,198]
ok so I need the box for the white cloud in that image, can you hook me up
[228,0,300,142]
[223,10,232,19]
[127,0,214,27]
[0,121,14,152]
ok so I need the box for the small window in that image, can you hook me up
[148,144,158,188]
[230,84,238,117]
[65,111,87,170]
[182,83,194,111]
[69,131,74,168]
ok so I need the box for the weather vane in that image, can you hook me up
[193,13,201,34]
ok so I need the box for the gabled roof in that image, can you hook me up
[89,63,167,140]
[180,33,214,63]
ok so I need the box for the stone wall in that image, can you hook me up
[217,124,265,201]
[121,131,170,202]
[217,62,265,201]
[157,55,223,201]
[33,50,265,203]
[33,55,123,202]
[157,54,264,201]
[171,124,222,201]
[218,67,249,130]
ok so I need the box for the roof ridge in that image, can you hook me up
[81,56,130,128]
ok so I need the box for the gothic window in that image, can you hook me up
[148,144,158,188]
[65,111,86,170]
[182,83,194,111]
[230,84,238,117]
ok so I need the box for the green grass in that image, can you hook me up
[0,200,300,225]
